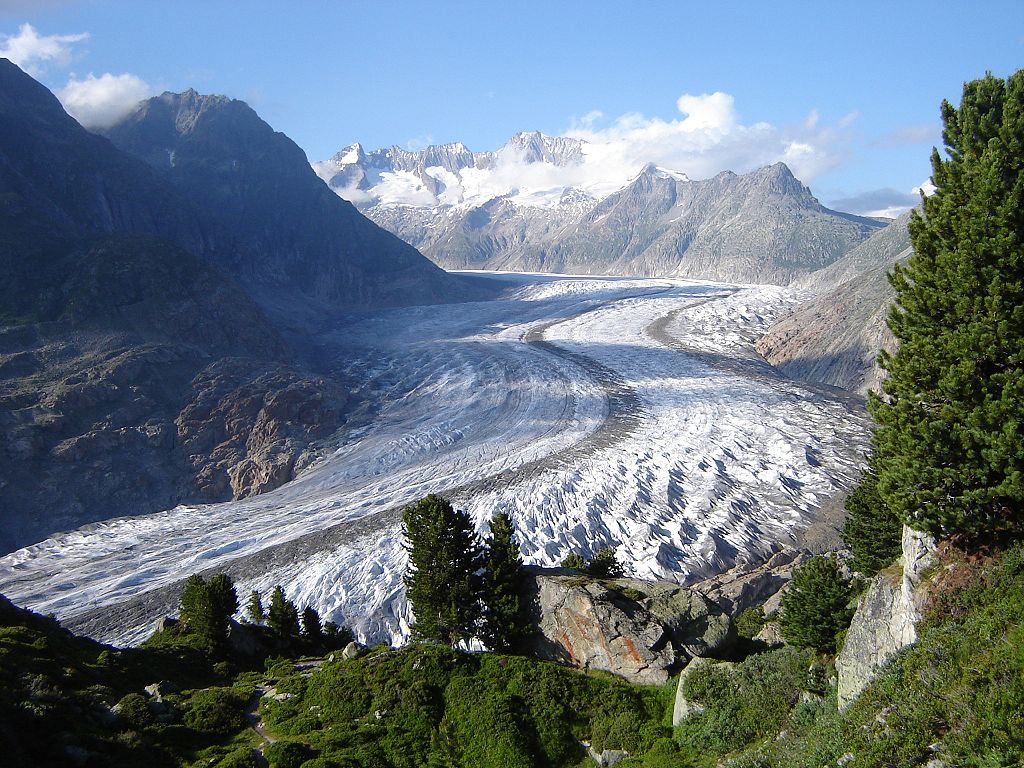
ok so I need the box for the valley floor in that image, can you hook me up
[0,274,870,645]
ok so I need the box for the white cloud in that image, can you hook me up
[882,123,939,146]
[57,72,152,129]
[328,92,855,210]
[0,22,87,76]
[563,92,849,190]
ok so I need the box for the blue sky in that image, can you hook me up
[2,0,1022,215]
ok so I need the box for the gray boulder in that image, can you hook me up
[672,657,738,725]
[588,746,630,767]
[836,525,937,709]
[523,569,734,685]
[342,641,360,660]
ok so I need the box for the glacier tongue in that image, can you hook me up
[0,275,870,647]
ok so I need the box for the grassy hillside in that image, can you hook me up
[4,540,1022,767]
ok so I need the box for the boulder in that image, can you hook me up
[672,657,738,726]
[588,746,630,766]
[143,680,180,701]
[836,525,937,709]
[687,549,809,615]
[342,641,360,660]
[523,569,734,685]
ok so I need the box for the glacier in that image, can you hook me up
[0,274,871,646]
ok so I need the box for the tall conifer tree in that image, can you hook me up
[402,494,484,645]
[871,71,1024,536]
[481,511,529,652]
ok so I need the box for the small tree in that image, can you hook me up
[179,574,215,641]
[323,621,355,650]
[267,585,300,640]
[301,606,323,644]
[560,553,586,571]
[403,494,484,645]
[587,547,625,579]
[179,573,237,647]
[207,574,238,626]
[481,511,529,652]
[842,464,902,574]
[779,556,853,653]
[246,590,265,625]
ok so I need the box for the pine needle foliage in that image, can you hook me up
[179,573,237,647]
[870,70,1024,537]
[481,511,529,652]
[403,494,484,646]
[267,585,300,640]
[779,556,853,653]
[842,464,902,574]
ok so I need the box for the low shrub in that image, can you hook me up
[183,686,247,736]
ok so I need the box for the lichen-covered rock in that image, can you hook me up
[836,525,937,709]
[523,569,734,685]
[672,657,738,725]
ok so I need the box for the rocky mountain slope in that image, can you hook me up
[0,61,475,553]
[317,133,884,283]
[102,90,488,318]
[756,210,914,394]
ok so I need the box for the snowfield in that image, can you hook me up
[0,275,871,646]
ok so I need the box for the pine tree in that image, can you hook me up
[842,463,902,574]
[301,606,323,643]
[586,546,625,579]
[179,574,215,641]
[870,71,1024,537]
[402,494,484,645]
[267,585,300,640]
[560,553,586,571]
[779,556,853,653]
[246,590,265,624]
[481,511,529,652]
[178,573,236,646]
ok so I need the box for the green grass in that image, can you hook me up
[724,541,1024,768]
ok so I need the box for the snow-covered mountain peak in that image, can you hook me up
[498,130,585,167]
[635,162,690,183]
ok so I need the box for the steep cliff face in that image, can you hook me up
[756,211,914,395]
[522,569,734,685]
[836,525,937,709]
[103,90,483,316]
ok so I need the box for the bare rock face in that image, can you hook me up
[756,211,913,395]
[687,549,810,615]
[523,569,734,685]
[176,359,348,500]
[836,525,937,709]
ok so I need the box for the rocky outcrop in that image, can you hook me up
[756,211,913,395]
[672,657,738,725]
[523,569,734,685]
[176,359,348,500]
[686,549,810,615]
[836,525,937,709]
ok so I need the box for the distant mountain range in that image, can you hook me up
[0,59,484,553]
[316,133,886,284]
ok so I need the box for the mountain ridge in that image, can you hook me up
[317,133,884,284]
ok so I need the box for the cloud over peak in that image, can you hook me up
[0,22,87,76]
[563,91,851,189]
[58,72,152,129]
